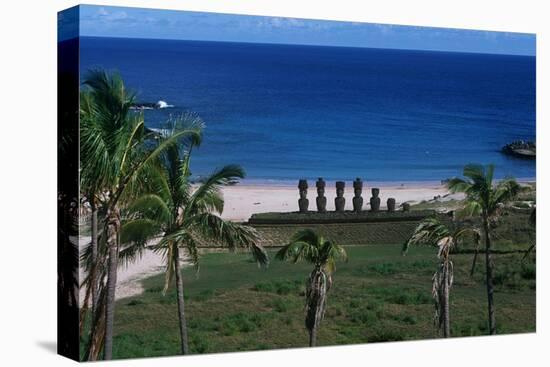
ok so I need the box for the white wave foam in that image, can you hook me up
[148,127,171,137]
[156,100,174,109]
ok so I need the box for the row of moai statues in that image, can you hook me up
[298,178,410,213]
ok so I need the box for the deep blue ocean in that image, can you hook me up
[79,37,536,183]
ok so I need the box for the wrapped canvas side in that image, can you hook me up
[57,6,80,362]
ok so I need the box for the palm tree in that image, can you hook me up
[80,70,202,360]
[80,91,102,317]
[403,217,479,337]
[276,229,347,347]
[447,164,521,335]
[523,207,536,260]
[120,120,268,354]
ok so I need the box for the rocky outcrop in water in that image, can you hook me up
[130,100,174,110]
[502,140,535,159]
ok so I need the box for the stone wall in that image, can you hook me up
[248,210,442,247]
[251,221,425,246]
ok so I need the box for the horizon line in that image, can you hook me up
[74,35,536,57]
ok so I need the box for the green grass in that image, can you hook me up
[85,244,535,360]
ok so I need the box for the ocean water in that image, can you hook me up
[79,37,536,183]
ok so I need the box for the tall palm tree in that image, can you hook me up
[120,121,268,354]
[447,164,521,335]
[80,91,102,317]
[80,70,202,360]
[403,217,479,337]
[276,229,347,347]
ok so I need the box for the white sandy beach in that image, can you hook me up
[78,245,168,304]
[219,181,458,221]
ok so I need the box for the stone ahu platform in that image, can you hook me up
[248,210,440,247]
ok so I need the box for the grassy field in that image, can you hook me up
[98,244,536,359]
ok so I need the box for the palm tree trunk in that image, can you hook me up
[90,199,98,316]
[103,207,120,360]
[309,327,317,347]
[442,263,451,338]
[483,217,496,335]
[174,245,189,354]
[470,248,479,277]
[305,269,326,347]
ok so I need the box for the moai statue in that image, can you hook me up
[402,202,411,212]
[352,178,364,212]
[335,181,346,212]
[370,188,381,212]
[316,178,327,213]
[298,179,309,213]
[387,198,396,212]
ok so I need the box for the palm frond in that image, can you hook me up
[493,178,521,205]
[177,213,269,267]
[277,229,346,271]
[275,241,312,263]
[463,163,487,184]
[119,218,162,267]
[455,200,483,218]
[446,177,471,194]
[186,165,245,215]
[403,217,450,254]
[126,194,172,224]
[110,126,202,208]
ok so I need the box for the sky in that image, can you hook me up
[58,5,536,56]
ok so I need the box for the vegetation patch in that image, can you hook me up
[253,280,303,295]
[82,245,535,359]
